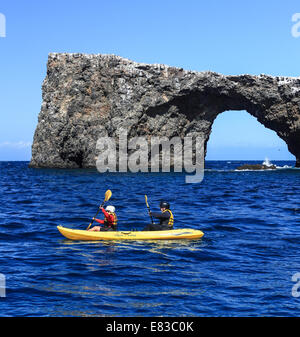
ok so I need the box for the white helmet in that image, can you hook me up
[105,205,115,213]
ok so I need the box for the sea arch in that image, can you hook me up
[29,54,300,168]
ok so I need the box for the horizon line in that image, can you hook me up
[0,159,296,163]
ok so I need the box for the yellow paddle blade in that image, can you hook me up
[145,194,149,208]
[104,190,112,202]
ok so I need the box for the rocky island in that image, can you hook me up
[29,53,300,168]
[236,164,277,171]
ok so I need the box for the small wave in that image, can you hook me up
[275,165,293,169]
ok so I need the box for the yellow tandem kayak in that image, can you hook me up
[57,226,204,241]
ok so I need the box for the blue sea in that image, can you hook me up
[0,160,300,317]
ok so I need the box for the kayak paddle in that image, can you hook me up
[145,194,154,224]
[86,189,112,230]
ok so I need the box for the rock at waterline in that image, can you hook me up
[236,164,277,170]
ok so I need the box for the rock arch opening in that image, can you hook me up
[206,110,295,161]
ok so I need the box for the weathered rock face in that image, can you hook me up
[29,53,300,168]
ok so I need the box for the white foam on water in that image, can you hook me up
[262,157,273,167]
[263,157,293,169]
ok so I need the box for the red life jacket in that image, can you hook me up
[104,211,118,229]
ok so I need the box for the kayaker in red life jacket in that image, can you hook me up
[143,201,174,231]
[88,205,118,232]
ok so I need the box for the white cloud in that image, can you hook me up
[0,141,32,148]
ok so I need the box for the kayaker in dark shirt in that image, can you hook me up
[143,201,174,231]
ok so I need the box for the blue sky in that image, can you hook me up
[0,0,299,161]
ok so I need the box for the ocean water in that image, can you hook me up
[0,160,300,317]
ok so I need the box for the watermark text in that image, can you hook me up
[96,130,205,183]
[0,13,6,38]
[292,272,300,297]
[292,13,300,38]
[0,273,5,297]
